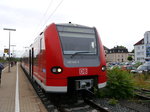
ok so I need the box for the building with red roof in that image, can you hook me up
[134,31,150,62]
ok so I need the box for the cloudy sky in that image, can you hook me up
[0,0,150,57]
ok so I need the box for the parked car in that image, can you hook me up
[122,65,136,72]
[143,61,150,66]
[131,64,150,74]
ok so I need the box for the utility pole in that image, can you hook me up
[3,28,16,72]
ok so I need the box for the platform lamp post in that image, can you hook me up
[3,28,16,72]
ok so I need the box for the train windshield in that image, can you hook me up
[57,25,97,55]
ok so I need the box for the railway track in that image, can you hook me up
[33,82,110,112]
[57,98,109,112]
[53,89,110,112]
[135,88,150,100]
[21,65,110,112]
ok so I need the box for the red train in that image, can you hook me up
[21,23,107,93]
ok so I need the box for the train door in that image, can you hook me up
[29,48,34,80]
[29,49,31,77]
[31,48,34,80]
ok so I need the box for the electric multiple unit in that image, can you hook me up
[21,23,107,93]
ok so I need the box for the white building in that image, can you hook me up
[134,31,150,62]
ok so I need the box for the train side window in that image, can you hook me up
[40,38,42,52]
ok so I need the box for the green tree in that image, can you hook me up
[131,49,134,53]
[127,56,133,61]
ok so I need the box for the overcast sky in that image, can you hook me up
[0,0,150,57]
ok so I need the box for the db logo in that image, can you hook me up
[79,68,88,75]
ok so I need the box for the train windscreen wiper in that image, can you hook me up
[70,51,94,58]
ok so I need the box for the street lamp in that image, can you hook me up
[3,28,16,72]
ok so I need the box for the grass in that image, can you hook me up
[133,73,150,90]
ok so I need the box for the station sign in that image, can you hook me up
[4,49,9,53]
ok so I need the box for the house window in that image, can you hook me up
[137,52,140,55]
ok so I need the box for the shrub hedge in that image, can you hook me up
[98,68,135,99]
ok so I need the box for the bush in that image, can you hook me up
[108,98,118,105]
[99,68,135,99]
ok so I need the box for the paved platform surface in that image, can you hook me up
[0,63,47,112]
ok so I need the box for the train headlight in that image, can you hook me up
[57,68,62,73]
[51,66,63,74]
[101,65,106,71]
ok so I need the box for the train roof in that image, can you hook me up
[56,23,94,29]
[34,23,94,42]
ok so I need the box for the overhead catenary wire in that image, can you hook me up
[34,0,64,37]
[41,0,64,27]
[33,0,53,37]
[39,0,54,23]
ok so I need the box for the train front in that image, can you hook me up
[45,23,107,93]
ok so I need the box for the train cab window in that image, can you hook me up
[57,25,97,55]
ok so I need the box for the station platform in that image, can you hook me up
[0,63,47,112]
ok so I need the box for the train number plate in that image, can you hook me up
[79,68,88,75]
